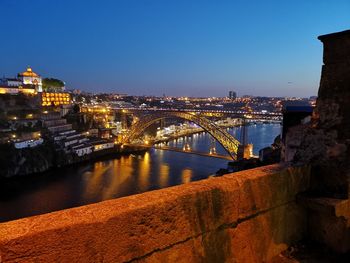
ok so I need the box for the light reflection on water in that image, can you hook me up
[0,124,280,222]
[168,123,281,156]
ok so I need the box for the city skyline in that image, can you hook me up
[1,0,349,97]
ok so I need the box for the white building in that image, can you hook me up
[14,138,44,149]
[0,66,43,94]
[92,141,114,152]
[73,144,93,157]
[18,67,42,92]
[0,78,22,87]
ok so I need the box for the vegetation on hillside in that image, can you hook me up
[42,78,65,92]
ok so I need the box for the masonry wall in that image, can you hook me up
[0,164,310,263]
[293,30,350,198]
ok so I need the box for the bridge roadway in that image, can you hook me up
[128,144,233,160]
[111,107,283,120]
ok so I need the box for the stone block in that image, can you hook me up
[299,196,350,253]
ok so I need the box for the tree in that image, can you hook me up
[42,78,65,92]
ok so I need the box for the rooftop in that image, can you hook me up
[18,67,40,78]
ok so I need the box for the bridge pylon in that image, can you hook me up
[237,119,253,160]
[209,137,217,155]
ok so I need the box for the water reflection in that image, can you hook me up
[83,161,111,201]
[138,152,150,191]
[0,124,280,222]
[168,124,281,156]
[159,164,170,187]
[181,169,192,184]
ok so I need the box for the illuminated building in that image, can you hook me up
[41,92,71,106]
[229,90,237,99]
[0,66,43,95]
[18,66,42,92]
[0,78,22,87]
[0,86,36,95]
[80,105,111,114]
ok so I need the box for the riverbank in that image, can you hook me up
[0,142,149,179]
[153,123,242,144]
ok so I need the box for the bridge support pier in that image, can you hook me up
[237,144,253,160]
[160,119,165,129]
[209,137,216,154]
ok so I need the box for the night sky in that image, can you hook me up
[1,0,349,97]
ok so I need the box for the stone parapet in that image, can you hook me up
[318,30,350,65]
[299,196,350,253]
[0,164,310,263]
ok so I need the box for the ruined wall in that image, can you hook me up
[287,30,350,253]
[293,30,350,198]
[0,164,310,263]
[314,30,350,197]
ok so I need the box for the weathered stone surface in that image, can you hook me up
[141,203,306,263]
[317,63,350,138]
[279,29,350,254]
[299,196,350,253]
[0,164,310,262]
[292,30,350,198]
[318,30,350,65]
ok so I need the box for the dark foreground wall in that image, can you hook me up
[0,164,310,263]
[279,29,350,253]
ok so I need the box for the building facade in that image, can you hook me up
[0,66,43,94]
[229,90,237,99]
[18,67,42,92]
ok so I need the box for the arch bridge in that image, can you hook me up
[122,111,241,159]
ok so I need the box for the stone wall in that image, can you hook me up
[294,30,350,198]
[0,164,310,263]
[284,29,350,253]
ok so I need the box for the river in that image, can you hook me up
[0,123,281,222]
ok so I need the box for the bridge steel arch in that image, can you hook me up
[123,111,241,159]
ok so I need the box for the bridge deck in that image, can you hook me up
[154,146,233,160]
[132,144,233,160]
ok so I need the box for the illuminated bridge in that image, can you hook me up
[80,105,282,159]
[121,110,242,159]
[115,107,283,120]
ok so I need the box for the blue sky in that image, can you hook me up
[0,0,349,97]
